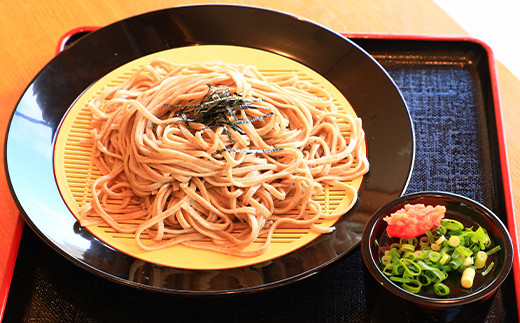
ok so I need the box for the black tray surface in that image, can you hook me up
[4,37,518,322]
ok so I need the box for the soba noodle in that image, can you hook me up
[77,59,369,257]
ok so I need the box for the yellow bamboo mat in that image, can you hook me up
[54,45,364,270]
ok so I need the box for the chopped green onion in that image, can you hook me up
[379,216,500,297]
[441,219,464,232]
[475,251,488,269]
[463,257,474,266]
[390,243,401,250]
[425,229,435,244]
[482,262,495,276]
[383,264,395,276]
[486,245,501,256]
[455,245,474,258]
[461,267,476,288]
[400,243,416,253]
[434,225,447,236]
[436,235,446,245]
[381,254,392,265]
[428,252,441,263]
[403,251,418,261]
[448,235,460,247]
[449,257,464,270]
[401,238,418,246]
[474,227,491,249]
[399,258,421,276]
[417,260,447,282]
[419,236,430,247]
[403,280,422,293]
[434,282,450,296]
[439,254,451,265]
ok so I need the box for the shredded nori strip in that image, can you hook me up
[233,112,274,125]
[164,85,282,155]
[164,84,268,133]
[214,147,284,155]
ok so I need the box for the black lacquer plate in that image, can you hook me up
[5,5,414,294]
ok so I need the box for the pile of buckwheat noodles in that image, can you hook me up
[77,59,369,257]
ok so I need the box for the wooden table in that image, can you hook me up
[1,0,519,312]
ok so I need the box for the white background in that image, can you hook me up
[435,0,520,79]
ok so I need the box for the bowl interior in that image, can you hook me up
[362,192,513,307]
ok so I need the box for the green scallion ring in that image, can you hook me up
[419,236,430,247]
[428,251,441,263]
[441,219,464,232]
[403,279,422,294]
[400,243,415,253]
[433,282,450,296]
[381,254,392,265]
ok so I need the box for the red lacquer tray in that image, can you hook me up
[2,28,518,322]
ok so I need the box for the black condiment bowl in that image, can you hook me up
[361,191,514,310]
